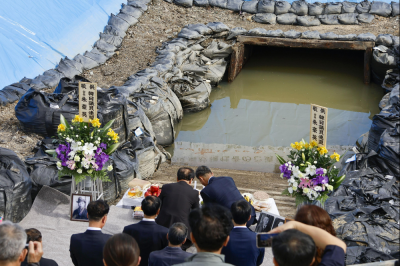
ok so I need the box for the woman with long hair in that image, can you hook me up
[295,205,336,266]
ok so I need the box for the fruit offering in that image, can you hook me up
[127,186,143,198]
[144,184,161,197]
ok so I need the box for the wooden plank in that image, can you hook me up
[364,47,372,85]
[228,42,245,82]
[237,36,375,51]
[348,260,397,266]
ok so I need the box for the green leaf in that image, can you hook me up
[282,188,292,196]
[275,154,287,165]
[46,149,57,155]
[101,119,115,133]
[60,114,70,128]
[333,174,346,189]
[106,142,120,154]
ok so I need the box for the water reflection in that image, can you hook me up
[168,47,383,170]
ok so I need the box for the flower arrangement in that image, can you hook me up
[276,140,345,206]
[47,114,120,183]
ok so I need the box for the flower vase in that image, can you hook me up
[70,176,104,201]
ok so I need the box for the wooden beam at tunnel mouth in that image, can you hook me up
[228,36,375,84]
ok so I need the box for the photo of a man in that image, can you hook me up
[71,195,91,221]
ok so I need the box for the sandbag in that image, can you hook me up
[376,34,394,46]
[186,24,213,35]
[257,0,275,13]
[275,0,291,14]
[95,39,117,55]
[170,74,212,112]
[371,45,397,84]
[369,1,392,17]
[178,28,203,40]
[56,57,83,79]
[265,29,284,37]
[241,0,259,14]
[342,1,357,13]
[338,13,358,24]
[357,13,375,23]
[379,93,390,110]
[84,48,108,65]
[319,14,340,24]
[0,83,31,106]
[206,22,230,33]
[120,4,143,19]
[127,0,148,11]
[227,27,247,40]
[194,0,209,6]
[337,34,357,41]
[357,0,372,13]
[202,40,233,59]
[389,84,399,104]
[320,32,339,40]
[248,28,269,36]
[276,13,297,24]
[297,16,321,26]
[392,36,400,46]
[209,0,227,8]
[382,69,399,91]
[368,103,400,153]
[116,12,139,26]
[108,14,130,33]
[289,0,308,15]
[226,0,243,11]
[378,124,400,167]
[16,80,129,142]
[392,1,400,16]
[0,148,32,223]
[357,32,376,41]
[301,30,320,39]
[308,2,324,16]
[174,0,194,7]
[254,13,277,24]
[283,30,301,38]
[74,54,99,70]
[127,101,156,140]
[324,2,342,14]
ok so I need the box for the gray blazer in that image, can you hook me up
[173,252,234,266]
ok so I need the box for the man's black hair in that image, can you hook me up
[141,196,161,216]
[189,204,233,252]
[231,200,252,225]
[177,167,195,181]
[87,200,110,222]
[272,229,316,266]
[168,223,188,245]
[195,165,212,178]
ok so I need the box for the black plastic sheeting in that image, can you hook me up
[0,148,32,223]
[15,76,130,142]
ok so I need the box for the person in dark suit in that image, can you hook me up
[148,222,192,266]
[195,166,256,227]
[69,200,111,266]
[72,197,88,220]
[222,200,265,266]
[21,228,58,266]
[156,167,199,249]
[123,196,169,266]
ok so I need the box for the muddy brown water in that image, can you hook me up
[166,46,384,172]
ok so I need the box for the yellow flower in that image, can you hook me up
[89,118,101,128]
[310,141,318,148]
[318,146,328,155]
[291,142,303,150]
[58,124,66,132]
[330,152,340,162]
[72,115,84,123]
[304,143,310,149]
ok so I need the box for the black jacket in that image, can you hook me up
[21,257,58,266]
[123,221,169,266]
[201,176,256,226]
[69,230,111,266]
[156,181,199,234]
[148,246,192,266]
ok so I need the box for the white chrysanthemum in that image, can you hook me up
[292,166,301,178]
[107,165,113,171]
[68,151,76,160]
[314,186,322,191]
[74,155,80,162]
[77,169,82,174]
[288,187,293,194]
[293,186,298,191]
[56,161,61,167]
[82,143,97,156]
[293,182,298,188]
[70,141,81,152]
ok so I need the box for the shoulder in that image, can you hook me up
[123,224,138,232]
[41,257,59,266]
[155,224,169,233]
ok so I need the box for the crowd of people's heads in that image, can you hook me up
[141,196,161,217]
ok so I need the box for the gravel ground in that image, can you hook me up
[0,0,398,163]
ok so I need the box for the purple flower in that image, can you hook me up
[94,152,110,171]
[316,168,325,176]
[96,147,102,155]
[279,164,292,179]
[99,143,107,150]
[312,175,328,186]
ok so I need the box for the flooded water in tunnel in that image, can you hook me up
[166,47,384,172]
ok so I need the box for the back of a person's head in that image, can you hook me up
[168,223,188,246]
[295,205,336,236]
[104,233,140,266]
[0,221,27,262]
[87,200,110,221]
[272,229,316,266]
[195,165,212,178]
[231,200,252,225]
[177,167,195,181]
[141,196,161,216]
[25,228,42,243]
[189,204,233,252]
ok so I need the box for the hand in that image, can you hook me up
[267,221,298,234]
[27,241,43,263]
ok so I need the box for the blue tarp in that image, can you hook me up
[0,0,122,89]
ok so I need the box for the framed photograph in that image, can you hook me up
[70,194,91,222]
[255,213,275,233]
[272,217,286,229]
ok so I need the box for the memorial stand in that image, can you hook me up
[71,177,104,200]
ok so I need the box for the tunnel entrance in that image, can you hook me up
[228,36,375,85]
